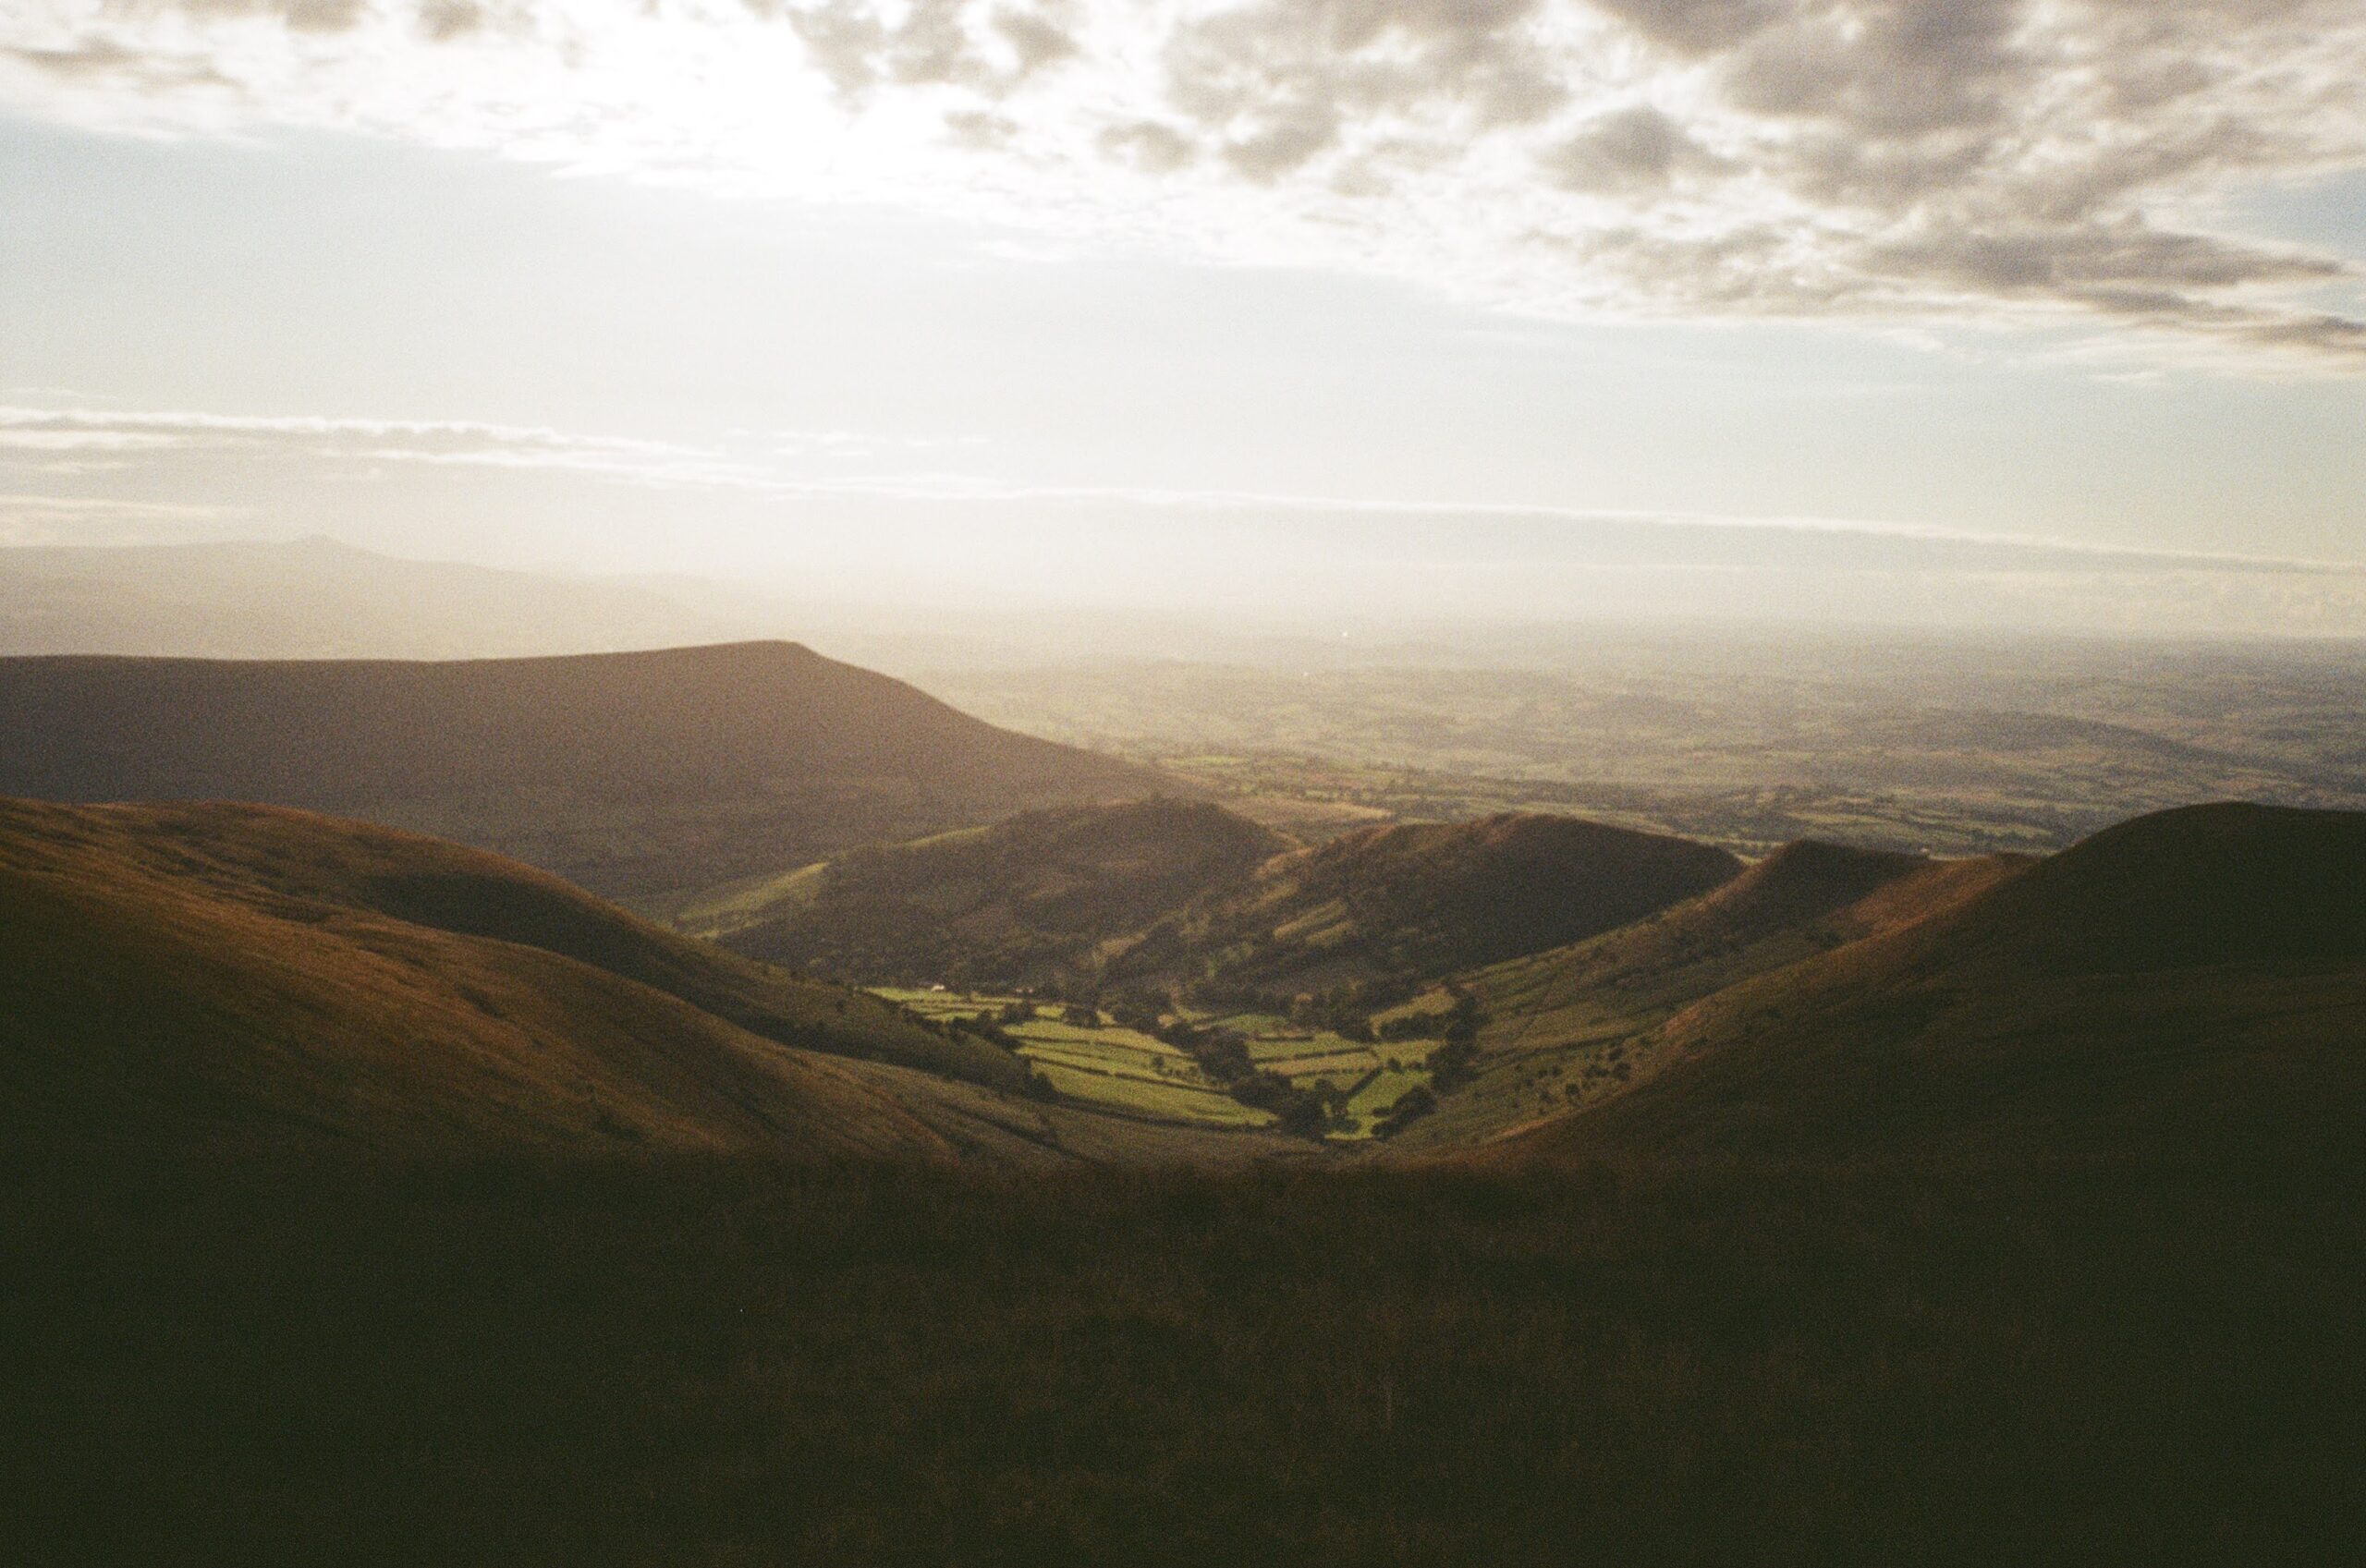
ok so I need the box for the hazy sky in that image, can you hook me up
[4,1,2365,633]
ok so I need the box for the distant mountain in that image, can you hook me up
[706,796,1292,987]
[1108,812,1744,1003]
[0,537,740,659]
[0,641,1173,902]
[0,796,1074,1162]
[1483,803,2366,1168]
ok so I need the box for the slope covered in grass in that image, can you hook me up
[0,642,1168,901]
[1383,844,2028,1151]
[0,797,1108,1161]
[717,796,1291,986]
[1108,812,1742,1003]
[6,1155,2353,1565]
[1489,803,2366,1168]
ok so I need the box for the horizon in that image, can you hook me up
[12,529,2366,653]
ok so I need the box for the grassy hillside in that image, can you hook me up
[1384,843,2028,1151]
[0,641,1169,902]
[713,797,1292,986]
[7,1155,2353,1564]
[1109,812,1742,1004]
[0,796,1197,1161]
[1486,803,2366,1168]
[5,799,2356,1562]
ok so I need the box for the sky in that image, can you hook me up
[4,0,2365,635]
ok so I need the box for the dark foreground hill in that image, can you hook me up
[3,802,2356,1562]
[0,642,1168,902]
[710,796,1293,986]
[1108,812,1743,1003]
[1488,803,2366,1169]
[0,797,1305,1166]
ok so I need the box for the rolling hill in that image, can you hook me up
[1381,841,2030,1149]
[0,641,1172,903]
[0,796,1034,1160]
[703,796,1293,986]
[1478,802,2366,1169]
[1105,812,1743,1003]
[0,796,1312,1166]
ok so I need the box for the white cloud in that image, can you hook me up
[0,405,758,484]
[4,3,2364,368]
[12,396,2363,586]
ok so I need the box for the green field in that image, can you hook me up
[872,987,1008,1022]
[1028,1061,1276,1125]
[659,858,829,940]
[1346,1067,1428,1123]
[870,990,1272,1128]
[873,990,1445,1139]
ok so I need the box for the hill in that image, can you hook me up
[1107,812,1742,1005]
[1482,803,2366,1168]
[704,796,1292,987]
[0,796,1046,1159]
[0,537,738,659]
[6,800,2355,1562]
[0,796,1315,1166]
[0,641,1171,903]
[1381,841,2028,1149]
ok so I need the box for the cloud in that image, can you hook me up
[1542,104,1730,193]
[0,403,1006,493]
[4,0,2365,366]
[8,398,2360,634]
[11,397,2362,581]
[0,405,761,488]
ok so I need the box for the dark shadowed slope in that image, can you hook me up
[0,797,1195,1163]
[1384,841,2029,1152]
[1109,812,1743,1002]
[711,797,1293,986]
[1486,803,2366,1169]
[0,641,1170,901]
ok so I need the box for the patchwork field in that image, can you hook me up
[872,989,1446,1138]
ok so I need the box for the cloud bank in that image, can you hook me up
[6,0,2365,368]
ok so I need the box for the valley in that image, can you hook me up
[5,634,2360,1565]
[878,987,1441,1137]
[18,13,2366,1551]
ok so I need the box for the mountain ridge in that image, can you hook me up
[0,640,1174,901]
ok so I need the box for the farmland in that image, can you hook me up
[875,988,1441,1137]
[923,640,2366,857]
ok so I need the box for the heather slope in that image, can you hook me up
[0,641,1168,901]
